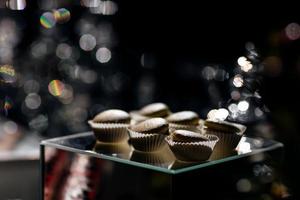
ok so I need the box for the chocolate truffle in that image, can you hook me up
[93,109,130,124]
[171,130,208,143]
[139,102,170,117]
[166,111,199,125]
[130,118,169,135]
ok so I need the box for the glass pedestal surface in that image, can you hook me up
[41,132,284,200]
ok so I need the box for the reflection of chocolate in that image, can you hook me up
[130,118,169,135]
[209,148,238,160]
[93,109,130,124]
[166,111,199,125]
[130,147,174,167]
[139,102,170,118]
[93,142,132,158]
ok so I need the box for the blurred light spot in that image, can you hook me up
[31,41,47,58]
[0,64,16,83]
[237,56,253,72]
[56,43,72,59]
[0,47,13,63]
[245,42,255,51]
[3,121,18,134]
[202,66,216,80]
[271,182,290,198]
[237,138,251,154]
[59,84,74,104]
[207,109,217,119]
[90,0,118,15]
[233,74,244,87]
[238,101,249,112]
[24,79,40,94]
[29,114,48,131]
[228,103,238,113]
[73,107,88,122]
[53,8,71,24]
[48,80,64,97]
[250,153,265,162]
[25,93,41,109]
[285,22,300,40]
[6,0,26,10]
[263,56,282,77]
[4,96,13,113]
[236,179,252,193]
[254,107,263,117]
[81,0,100,7]
[96,47,111,63]
[40,12,56,29]
[253,164,272,177]
[80,70,97,84]
[207,108,229,121]
[79,34,96,51]
[230,90,241,100]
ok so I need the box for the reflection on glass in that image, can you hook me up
[42,132,283,174]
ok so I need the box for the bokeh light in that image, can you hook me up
[90,1,118,15]
[80,0,100,8]
[236,178,252,193]
[29,114,48,131]
[230,90,241,100]
[237,56,253,72]
[0,64,16,83]
[59,84,74,104]
[6,0,26,10]
[233,74,244,87]
[80,69,97,84]
[202,66,216,80]
[3,120,18,134]
[48,80,64,97]
[96,47,111,63]
[53,8,71,24]
[25,93,41,109]
[79,34,96,51]
[285,22,300,41]
[56,43,72,59]
[40,12,56,29]
[23,79,40,94]
[207,108,229,121]
[238,100,249,112]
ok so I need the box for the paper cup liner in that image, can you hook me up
[169,123,200,133]
[127,129,167,152]
[165,134,219,162]
[130,150,173,167]
[93,141,132,158]
[88,120,129,143]
[204,129,243,153]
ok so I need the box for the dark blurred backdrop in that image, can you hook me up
[0,0,299,199]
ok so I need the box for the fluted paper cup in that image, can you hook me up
[127,128,167,152]
[88,120,129,143]
[165,134,219,162]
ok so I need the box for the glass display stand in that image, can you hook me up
[40,132,284,200]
